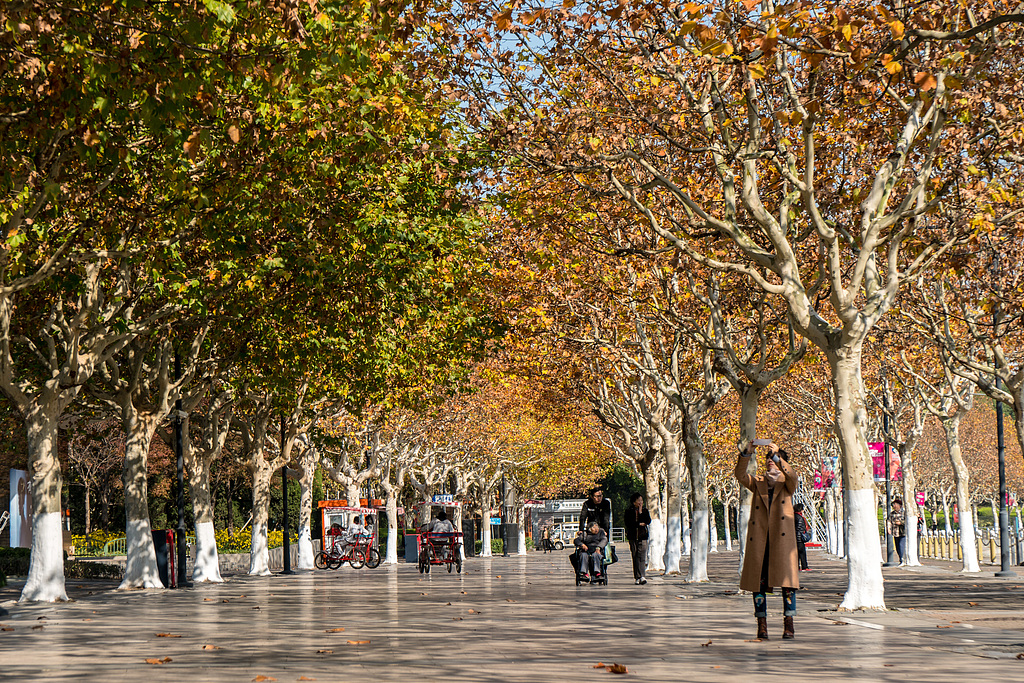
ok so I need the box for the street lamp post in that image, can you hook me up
[280,414,294,575]
[501,470,508,557]
[173,352,192,588]
[882,404,897,567]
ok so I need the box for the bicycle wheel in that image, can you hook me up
[328,552,344,569]
[314,551,330,570]
[365,548,381,569]
[348,547,365,569]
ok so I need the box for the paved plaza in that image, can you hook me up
[2,548,1023,682]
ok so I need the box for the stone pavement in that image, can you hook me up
[1,548,1023,682]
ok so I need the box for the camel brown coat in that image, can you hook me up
[735,452,799,592]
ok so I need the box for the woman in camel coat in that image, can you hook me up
[735,441,799,640]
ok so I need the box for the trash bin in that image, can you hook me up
[152,530,177,588]
[404,533,420,564]
[462,520,476,557]
[502,523,519,554]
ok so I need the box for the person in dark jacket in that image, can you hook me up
[624,492,651,585]
[573,521,608,582]
[793,503,810,570]
[579,487,611,534]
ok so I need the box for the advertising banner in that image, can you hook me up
[8,468,32,548]
[868,443,902,483]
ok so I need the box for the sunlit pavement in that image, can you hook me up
[2,548,1023,682]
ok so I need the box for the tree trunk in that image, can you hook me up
[684,419,710,582]
[900,447,921,566]
[186,429,223,583]
[643,466,666,573]
[708,499,718,553]
[479,486,493,557]
[249,459,274,576]
[942,419,980,572]
[516,502,527,556]
[20,404,68,602]
[120,411,162,590]
[661,432,683,574]
[385,488,400,565]
[830,352,885,610]
[735,386,760,573]
[723,498,733,551]
[296,449,316,570]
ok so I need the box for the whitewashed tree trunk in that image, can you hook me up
[941,488,953,535]
[735,387,760,572]
[296,448,316,570]
[643,466,666,573]
[479,486,493,557]
[680,491,692,557]
[186,417,223,583]
[831,352,885,610]
[385,493,400,564]
[20,405,69,602]
[900,451,921,567]
[249,459,274,576]
[684,420,710,582]
[723,497,733,551]
[120,411,162,589]
[661,432,682,574]
[943,418,980,571]
[516,503,527,556]
[708,500,719,553]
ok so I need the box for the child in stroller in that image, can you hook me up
[572,521,608,585]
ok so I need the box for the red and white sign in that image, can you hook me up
[869,442,902,483]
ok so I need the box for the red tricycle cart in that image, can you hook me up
[316,501,381,570]
[415,500,464,574]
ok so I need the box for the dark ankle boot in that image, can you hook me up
[782,616,795,639]
[756,617,768,640]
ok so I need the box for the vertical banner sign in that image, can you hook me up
[9,469,33,548]
[869,443,903,483]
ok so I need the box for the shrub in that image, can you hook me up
[0,547,31,578]
[64,560,124,580]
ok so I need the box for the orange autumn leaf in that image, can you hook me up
[324,627,346,633]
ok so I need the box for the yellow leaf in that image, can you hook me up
[749,63,767,79]
[890,20,905,40]
[841,24,852,41]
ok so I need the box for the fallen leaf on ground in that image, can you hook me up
[831,621,849,626]
[420,593,428,596]
[316,650,333,654]
[346,640,370,645]
[711,666,721,669]
[468,609,481,614]
[324,628,345,633]
[156,633,182,638]
[31,625,44,630]
[252,677,277,682]
[1016,653,1024,659]
[36,616,47,620]
[506,599,516,603]
[298,677,316,681]
[202,644,221,650]
[1,627,14,632]
[593,663,605,669]
[460,591,468,594]
[252,606,261,610]
[144,657,172,665]
[701,640,712,647]
[204,598,214,601]
[884,664,894,667]
[967,602,978,606]
[452,617,463,621]
[608,664,628,674]
[937,625,953,629]
[222,599,230,603]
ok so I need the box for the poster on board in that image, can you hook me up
[8,469,33,548]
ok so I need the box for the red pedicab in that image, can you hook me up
[315,502,382,569]
[414,500,464,574]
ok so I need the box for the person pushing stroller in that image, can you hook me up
[574,521,608,584]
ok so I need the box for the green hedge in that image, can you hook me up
[0,547,31,579]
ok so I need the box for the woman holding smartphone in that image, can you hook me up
[735,440,799,640]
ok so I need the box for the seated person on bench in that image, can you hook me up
[574,521,608,582]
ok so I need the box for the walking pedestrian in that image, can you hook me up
[887,498,906,565]
[793,503,810,570]
[579,487,611,535]
[624,492,651,585]
[735,440,799,640]
[541,525,552,553]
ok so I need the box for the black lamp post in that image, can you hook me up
[280,414,294,575]
[174,352,192,587]
[994,304,1016,576]
[501,470,508,557]
[882,389,896,567]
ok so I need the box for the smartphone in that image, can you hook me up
[753,438,771,446]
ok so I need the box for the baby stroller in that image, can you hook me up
[570,545,608,585]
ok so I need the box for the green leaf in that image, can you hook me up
[202,0,236,23]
